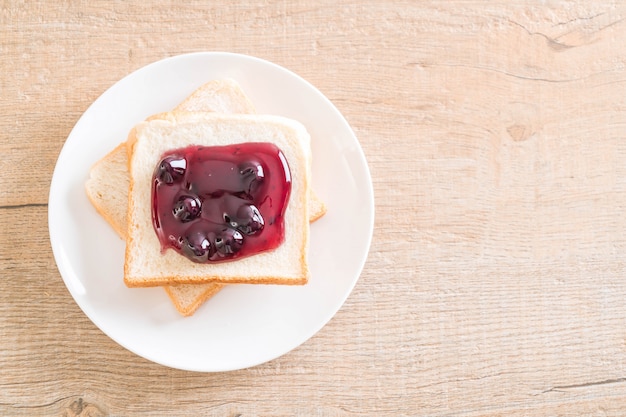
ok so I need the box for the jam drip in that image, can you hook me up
[151,143,291,263]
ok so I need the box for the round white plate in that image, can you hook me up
[48,52,374,372]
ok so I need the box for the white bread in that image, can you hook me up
[85,142,131,238]
[124,112,311,287]
[85,79,324,315]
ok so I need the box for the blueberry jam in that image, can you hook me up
[151,143,292,263]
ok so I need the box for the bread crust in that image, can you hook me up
[308,192,327,222]
[126,275,308,288]
[164,283,225,317]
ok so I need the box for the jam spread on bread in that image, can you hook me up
[152,143,291,263]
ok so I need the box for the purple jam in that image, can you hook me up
[151,143,292,263]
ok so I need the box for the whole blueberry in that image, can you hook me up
[181,224,214,263]
[235,204,264,235]
[214,227,244,257]
[155,156,186,184]
[173,195,202,222]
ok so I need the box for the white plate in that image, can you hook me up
[48,52,374,372]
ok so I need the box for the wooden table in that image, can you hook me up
[3,1,626,415]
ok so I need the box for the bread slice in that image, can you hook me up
[124,112,311,287]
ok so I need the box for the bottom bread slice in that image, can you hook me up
[86,79,324,315]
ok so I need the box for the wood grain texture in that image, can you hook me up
[3,0,626,415]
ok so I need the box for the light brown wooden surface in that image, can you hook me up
[3,1,626,415]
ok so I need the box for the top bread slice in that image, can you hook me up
[124,112,311,287]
